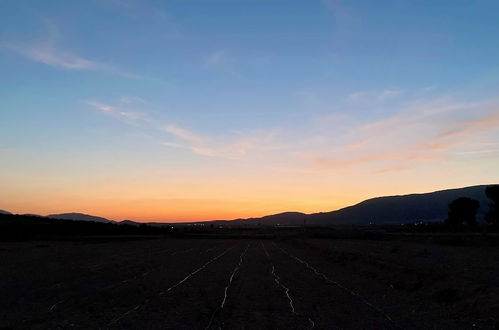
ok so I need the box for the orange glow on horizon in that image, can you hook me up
[3,176,496,223]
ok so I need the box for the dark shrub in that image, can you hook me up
[445,197,480,227]
[485,185,499,225]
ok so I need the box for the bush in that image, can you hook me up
[485,185,499,225]
[444,197,480,228]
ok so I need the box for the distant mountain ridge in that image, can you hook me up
[0,211,112,223]
[233,185,494,226]
[2,184,496,227]
[47,213,112,223]
[232,212,307,226]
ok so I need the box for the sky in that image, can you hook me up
[1,0,499,222]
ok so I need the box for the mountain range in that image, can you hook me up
[1,185,495,226]
[46,213,112,223]
[234,185,491,226]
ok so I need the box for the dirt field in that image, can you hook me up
[1,236,498,329]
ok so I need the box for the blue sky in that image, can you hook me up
[1,0,499,220]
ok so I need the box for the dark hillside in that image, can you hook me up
[233,185,493,226]
[0,214,171,239]
[47,213,112,223]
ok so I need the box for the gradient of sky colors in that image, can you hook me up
[1,0,499,221]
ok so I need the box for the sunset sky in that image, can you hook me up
[1,0,499,221]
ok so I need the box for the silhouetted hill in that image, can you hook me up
[233,212,308,226]
[47,213,112,223]
[119,220,141,226]
[3,185,495,228]
[0,210,12,215]
[236,185,493,226]
[0,213,173,238]
[313,185,490,225]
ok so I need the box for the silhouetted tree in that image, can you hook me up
[445,197,480,227]
[485,185,499,225]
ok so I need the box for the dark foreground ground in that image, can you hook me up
[1,235,498,329]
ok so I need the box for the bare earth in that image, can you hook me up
[1,236,498,329]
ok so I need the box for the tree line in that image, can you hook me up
[445,185,499,227]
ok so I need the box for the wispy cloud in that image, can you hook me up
[157,96,499,169]
[88,92,499,174]
[162,125,284,159]
[314,152,395,169]
[374,167,411,174]
[3,20,169,84]
[305,98,499,173]
[87,102,115,113]
[107,0,175,22]
[119,95,146,104]
[322,0,358,41]
[296,91,323,107]
[87,98,283,160]
[88,98,214,154]
[4,20,103,71]
[204,50,227,69]
[340,139,367,151]
[164,124,204,144]
[203,50,241,77]
[438,113,499,139]
[160,141,216,157]
[6,38,154,80]
[203,49,272,77]
[347,89,404,103]
[7,41,101,71]
[456,149,499,155]
[86,101,147,123]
